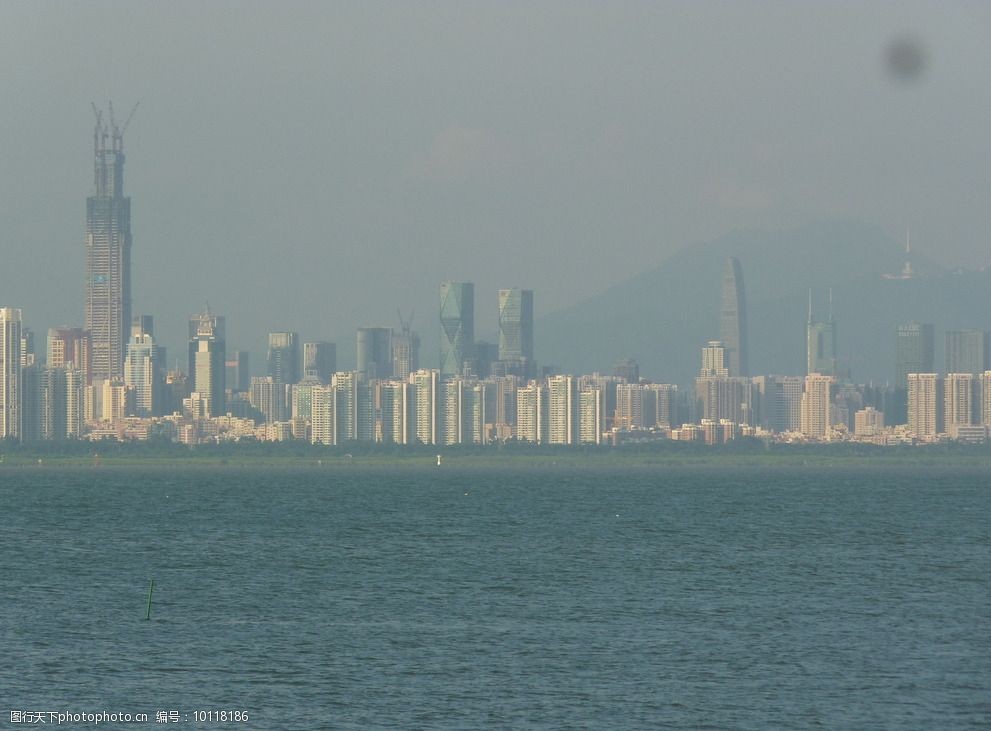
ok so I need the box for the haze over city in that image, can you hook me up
[2,1,991,369]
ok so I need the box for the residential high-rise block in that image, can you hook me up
[644,383,678,429]
[547,375,578,445]
[755,375,804,433]
[800,373,832,439]
[188,309,226,418]
[498,288,534,377]
[20,328,35,368]
[614,383,644,430]
[356,328,392,381]
[1,308,23,440]
[47,328,92,385]
[943,373,974,437]
[329,371,359,442]
[124,333,161,417]
[907,373,941,439]
[579,387,604,445]
[945,330,989,376]
[981,372,991,427]
[700,341,729,377]
[410,369,439,445]
[516,382,546,444]
[379,381,410,444]
[896,323,935,389]
[85,104,134,382]
[807,289,837,377]
[719,257,748,377]
[854,407,885,437]
[310,384,335,445]
[391,323,420,382]
[439,281,474,378]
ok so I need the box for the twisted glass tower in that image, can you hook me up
[439,282,474,378]
[85,104,134,382]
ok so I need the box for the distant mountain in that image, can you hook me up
[537,220,990,384]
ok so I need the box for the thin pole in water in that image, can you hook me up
[145,579,155,620]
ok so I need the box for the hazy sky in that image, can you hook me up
[1,1,989,367]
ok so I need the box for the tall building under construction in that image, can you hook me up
[85,103,136,382]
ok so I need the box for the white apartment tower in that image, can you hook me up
[1,308,23,440]
[907,373,941,439]
[800,373,832,439]
[943,373,974,437]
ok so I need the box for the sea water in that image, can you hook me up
[1,465,988,729]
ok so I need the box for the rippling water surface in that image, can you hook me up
[2,465,989,729]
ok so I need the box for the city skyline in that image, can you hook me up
[3,4,990,377]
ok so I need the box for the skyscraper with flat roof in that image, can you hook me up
[807,290,837,377]
[440,282,474,378]
[908,372,941,438]
[1,308,23,440]
[356,328,392,381]
[719,257,748,377]
[303,342,336,383]
[498,288,534,376]
[85,104,135,382]
[896,322,935,389]
[945,330,988,376]
[267,332,301,387]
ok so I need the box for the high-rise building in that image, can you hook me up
[379,380,410,444]
[981,372,991,427]
[695,376,755,425]
[614,383,644,430]
[547,375,578,445]
[700,341,729,377]
[303,342,336,383]
[188,309,226,417]
[755,375,804,433]
[310,384,335,445]
[579,387,604,444]
[1,308,23,440]
[498,288,534,377]
[945,330,989,376]
[800,373,832,439]
[719,257,748,377]
[943,373,974,437]
[268,332,301,387]
[896,322,935,389]
[391,322,420,383]
[356,328,392,381]
[85,105,134,382]
[124,333,161,417]
[410,369,439,445]
[249,376,282,425]
[613,358,640,384]
[644,383,678,429]
[907,373,941,439]
[225,350,250,392]
[807,290,837,377]
[854,407,885,437]
[47,328,92,385]
[516,382,546,444]
[440,282,474,378]
[331,371,358,442]
[20,328,35,368]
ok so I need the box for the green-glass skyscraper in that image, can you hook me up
[439,282,474,379]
